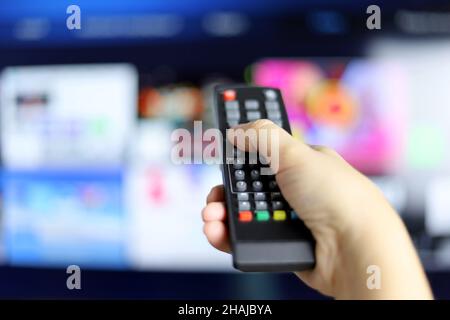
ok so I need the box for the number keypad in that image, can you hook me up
[220,88,293,223]
[228,150,291,223]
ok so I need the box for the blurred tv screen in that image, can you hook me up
[0,0,450,272]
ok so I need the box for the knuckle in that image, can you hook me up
[323,147,340,157]
[312,145,331,153]
[283,142,303,160]
[320,146,332,153]
[252,119,274,130]
[201,207,207,220]
[315,145,341,158]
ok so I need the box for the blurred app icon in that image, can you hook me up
[426,178,450,237]
[139,86,204,122]
[2,171,127,268]
[252,59,407,175]
[0,64,137,170]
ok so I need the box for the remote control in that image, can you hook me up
[213,84,315,272]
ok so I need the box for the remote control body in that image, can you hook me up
[213,84,315,272]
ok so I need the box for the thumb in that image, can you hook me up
[226,119,312,174]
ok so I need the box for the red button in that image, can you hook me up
[223,90,236,101]
[239,211,253,222]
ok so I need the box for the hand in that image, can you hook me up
[202,119,432,299]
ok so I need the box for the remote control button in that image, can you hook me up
[227,120,239,127]
[269,180,278,190]
[252,181,263,191]
[267,110,281,120]
[271,192,281,200]
[234,147,245,157]
[225,100,239,110]
[290,210,299,220]
[254,192,266,200]
[260,166,275,176]
[235,157,246,164]
[233,159,244,169]
[255,210,270,221]
[225,150,239,164]
[273,210,287,221]
[265,101,280,111]
[250,169,260,180]
[245,100,259,110]
[265,90,277,100]
[223,90,236,101]
[272,201,283,210]
[255,201,268,210]
[248,152,259,165]
[226,110,240,120]
[239,211,252,222]
[232,158,245,167]
[236,181,247,191]
[274,120,283,127]
[234,170,245,180]
[246,111,261,121]
[228,154,244,164]
[238,201,251,211]
[237,193,249,201]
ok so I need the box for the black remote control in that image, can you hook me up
[213,84,315,272]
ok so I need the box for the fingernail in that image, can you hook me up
[232,122,249,129]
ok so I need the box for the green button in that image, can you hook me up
[256,210,270,221]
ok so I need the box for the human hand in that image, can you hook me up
[202,119,432,299]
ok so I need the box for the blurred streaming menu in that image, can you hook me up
[0,64,137,268]
[370,40,450,244]
[127,85,230,270]
[2,170,127,267]
[251,51,450,270]
[252,59,407,176]
[138,85,204,122]
[0,64,137,170]
[252,59,409,214]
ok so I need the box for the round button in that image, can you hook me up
[234,170,245,180]
[236,181,247,191]
[265,90,277,100]
[252,181,263,191]
[256,201,268,210]
[223,90,236,101]
[272,201,283,210]
[269,180,278,190]
[233,163,244,170]
[233,158,245,169]
[250,169,260,180]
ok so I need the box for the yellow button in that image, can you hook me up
[273,210,286,221]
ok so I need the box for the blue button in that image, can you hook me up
[290,210,298,220]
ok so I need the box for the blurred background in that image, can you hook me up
[0,0,450,299]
